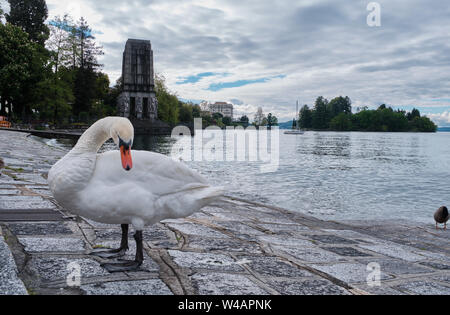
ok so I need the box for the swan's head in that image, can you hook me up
[110,118,134,171]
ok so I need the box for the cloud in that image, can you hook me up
[42,0,450,120]
[424,111,450,127]
[229,98,244,105]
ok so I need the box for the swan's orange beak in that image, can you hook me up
[120,145,133,171]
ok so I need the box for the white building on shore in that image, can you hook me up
[199,101,234,119]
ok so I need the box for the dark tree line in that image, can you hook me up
[0,0,116,126]
[298,96,436,132]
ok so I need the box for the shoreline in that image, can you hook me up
[0,129,449,295]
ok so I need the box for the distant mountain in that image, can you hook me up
[278,121,294,129]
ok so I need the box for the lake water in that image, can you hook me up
[51,131,450,224]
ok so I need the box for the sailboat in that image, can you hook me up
[284,101,304,135]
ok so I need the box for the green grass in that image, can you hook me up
[92,244,110,249]
[5,166,25,172]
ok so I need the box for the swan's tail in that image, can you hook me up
[194,186,225,201]
[155,185,225,219]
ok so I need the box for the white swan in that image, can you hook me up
[48,116,223,272]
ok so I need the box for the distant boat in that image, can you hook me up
[284,129,304,135]
[284,101,304,135]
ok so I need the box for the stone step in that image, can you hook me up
[0,209,65,221]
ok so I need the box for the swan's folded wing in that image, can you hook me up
[92,150,211,197]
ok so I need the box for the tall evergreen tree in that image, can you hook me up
[312,96,329,129]
[407,108,420,121]
[299,105,312,129]
[75,17,103,70]
[6,0,49,45]
[70,17,104,118]
[254,107,265,126]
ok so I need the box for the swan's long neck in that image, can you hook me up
[48,118,116,204]
[72,117,113,153]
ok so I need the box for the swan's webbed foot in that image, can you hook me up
[101,230,144,273]
[90,224,129,259]
[101,260,142,272]
[90,247,128,258]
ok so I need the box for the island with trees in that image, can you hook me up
[298,96,437,132]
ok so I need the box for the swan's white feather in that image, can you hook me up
[74,150,223,228]
[48,117,224,230]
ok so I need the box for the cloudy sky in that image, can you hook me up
[2,0,449,124]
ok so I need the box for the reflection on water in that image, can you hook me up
[53,131,450,223]
[132,135,177,155]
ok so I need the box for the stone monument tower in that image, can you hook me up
[118,39,158,120]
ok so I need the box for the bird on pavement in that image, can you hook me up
[434,206,449,230]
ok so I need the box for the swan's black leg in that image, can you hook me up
[101,230,144,273]
[90,224,129,258]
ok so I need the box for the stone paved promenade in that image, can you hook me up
[0,130,449,295]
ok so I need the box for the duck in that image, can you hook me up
[48,116,224,272]
[434,206,449,230]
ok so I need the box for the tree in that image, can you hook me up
[47,15,73,74]
[298,105,312,129]
[260,116,268,126]
[407,108,420,121]
[410,116,437,132]
[6,0,49,45]
[253,107,265,126]
[240,115,249,124]
[75,17,103,70]
[327,96,351,118]
[192,104,201,118]
[267,113,278,127]
[155,74,179,124]
[1,0,49,121]
[222,116,232,126]
[349,105,436,132]
[212,112,223,121]
[44,14,75,123]
[330,113,352,131]
[178,103,193,124]
[35,73,73,124]
[103,77,121,117]
[73,67,97,117]
[89,72,110,119]
[0,22,46,119]
[312,96,329,129]
[70,17,104,118]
